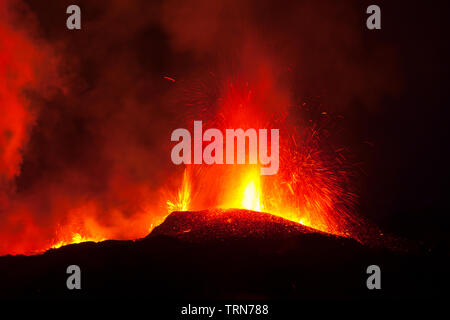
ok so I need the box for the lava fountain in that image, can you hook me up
[165,75,361,239]
[44,72,362,253]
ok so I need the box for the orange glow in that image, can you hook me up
[165,162,340,234]
[163,76,360,238]
[51,233,105,249]
[9,74,358,255]
[166,168,191,213]
[241,179,263,212]
[0,20,360,255]
[230,168,264,212]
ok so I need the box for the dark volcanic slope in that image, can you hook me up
[0,209,447,299]
[148,209,335,241]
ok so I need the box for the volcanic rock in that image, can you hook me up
[0,209,446,300]
[147,209,334,241]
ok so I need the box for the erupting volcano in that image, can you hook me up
[162,75,362,242]
[0,0,373,257]
[0,0,448,303]
[1,60,363,255]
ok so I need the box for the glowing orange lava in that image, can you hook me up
[51,233,105,249]
[45,76,358,253]
[165,164,329,233]
[163,76,359,237]
[166,168,192,212]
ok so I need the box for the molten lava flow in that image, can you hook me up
[166,168,191,213]
[51,233,105,249]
